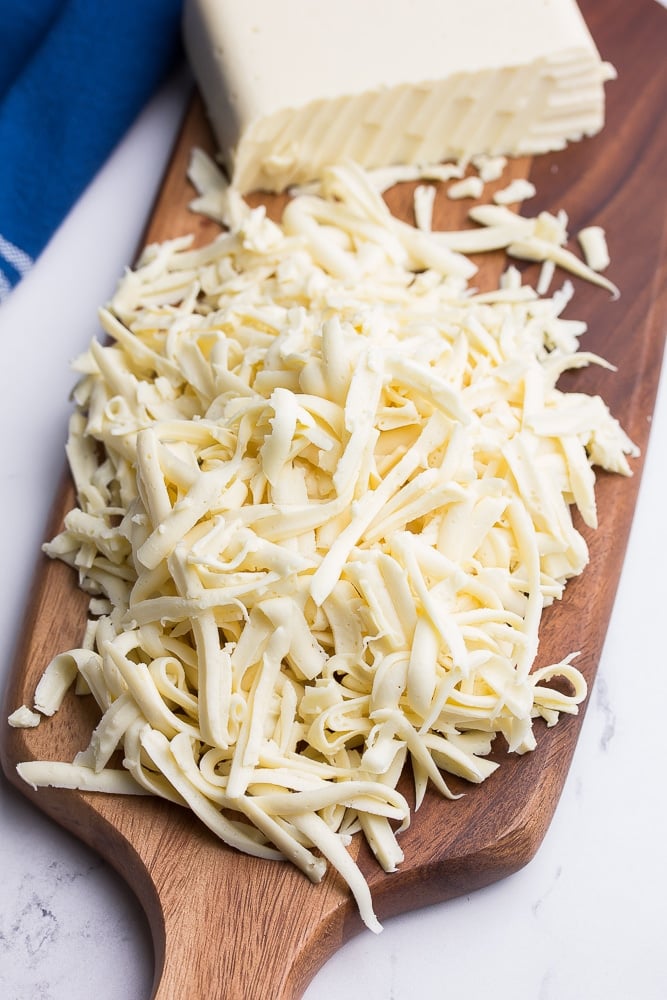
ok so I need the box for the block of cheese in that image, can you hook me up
[183,0,615,194]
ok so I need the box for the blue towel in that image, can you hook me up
[0,0,183,301]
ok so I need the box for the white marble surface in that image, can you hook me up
[1,55,666,1000]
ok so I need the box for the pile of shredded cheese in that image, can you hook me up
[12,157,638,932]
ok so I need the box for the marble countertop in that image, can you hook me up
[1,62,666,1000]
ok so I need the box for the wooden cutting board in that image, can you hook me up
[2,1,666,997]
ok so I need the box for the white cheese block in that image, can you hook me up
[183,0,615,193]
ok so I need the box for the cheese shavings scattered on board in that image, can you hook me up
[15,160,638,932]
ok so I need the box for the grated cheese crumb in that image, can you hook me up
[577,225,611,272]
[8,706,41,728]
[472,154,508,182]
[447,176,485,201]
[413,184,437,231]
[494,178,537,204]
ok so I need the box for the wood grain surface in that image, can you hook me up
[2,1,666,997]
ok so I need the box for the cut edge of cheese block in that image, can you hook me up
[183,0,616,194]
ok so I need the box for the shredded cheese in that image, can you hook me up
[12,155,638,933]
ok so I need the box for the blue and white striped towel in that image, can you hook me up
[0,0,183,302]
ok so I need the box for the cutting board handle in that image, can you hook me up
[136,815,357,1000]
